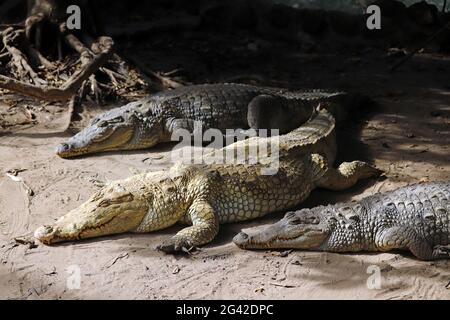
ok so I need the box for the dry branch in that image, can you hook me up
[2,27,45,85]
[25,46,55,69]
[390,21,450,72]
[125,54,185,89]
[0,36,114,101]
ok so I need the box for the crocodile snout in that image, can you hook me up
[57,143,70,154]
[34,225,57,244]
[233,232,250,247]
[56,141,86,158]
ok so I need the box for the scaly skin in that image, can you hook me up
[35,108,380,252]
[56,83,350,158]
[233,182,450,260]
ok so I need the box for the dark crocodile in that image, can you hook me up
[56,83,353,158]
[234,181,450,260]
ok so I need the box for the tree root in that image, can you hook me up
[1,29,146,103]
[0,0,186,134]
[125,54,186,90]
[0,24,184,104]
[2,28,46,86]
[0,33,114,102]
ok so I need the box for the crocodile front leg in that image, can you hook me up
[317,157,382,191]
[376,226,450,260]
[166,118,197,134]
[158,199,219,253]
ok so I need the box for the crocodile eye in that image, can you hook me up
[284,211,297,220]
[309,217,320,224]
[289,217,303,225]
[99,193,134,207]
[110,116,125,123]
[97,117,124,128]
[289,216,320,225]
[99,199,111,207]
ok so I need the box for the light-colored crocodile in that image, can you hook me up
[233,181,450,260]
[56,83,355,158]
[35,107,380,252]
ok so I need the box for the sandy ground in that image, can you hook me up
[1,43,450,299]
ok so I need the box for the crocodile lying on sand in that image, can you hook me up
[56,83,357,158]
[234,181,450,260]
[35,107,380,252]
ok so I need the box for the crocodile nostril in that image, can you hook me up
[56,143,70,153]
[34,225,54,240]
[233,232,249,246]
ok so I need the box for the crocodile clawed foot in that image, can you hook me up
[157,236,195,254]
[432,245,450,259]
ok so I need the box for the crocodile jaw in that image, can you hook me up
[34,184,149,244]
[56,124,137,158]
[55,104,166,158]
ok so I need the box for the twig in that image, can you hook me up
[101,67,120,85]
[390,22,450,72]
[0,37,114,101]
[5,172,34,196]
[2,27,46,85]
[89,74,100,103]
[269,282,297,288]
[14,236,38,249]
[126,54,185,89]
[0,51,10,60]
[62,30,92,65]
[0,24,24,29]
[162,68,183,77]
[26,46,55,69]
[104,252,129,268]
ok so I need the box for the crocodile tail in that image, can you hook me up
[279,107,336,159]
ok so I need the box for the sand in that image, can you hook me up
[1,48,449,300]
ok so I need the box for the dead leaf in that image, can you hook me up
[269,282,297,288]
[14,236,38,249]
[6,173,22,182]
[105,252,129,268]
[172,266,180,274]
[6,168,27,176]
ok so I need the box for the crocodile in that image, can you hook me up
[233,181,450,260]
[56,83,356,158]
[35,107,380,252]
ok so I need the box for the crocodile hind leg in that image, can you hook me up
[376,226,450,260]
[158,199,219,253]
[317,157,382,191]
[247,95,313,134]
